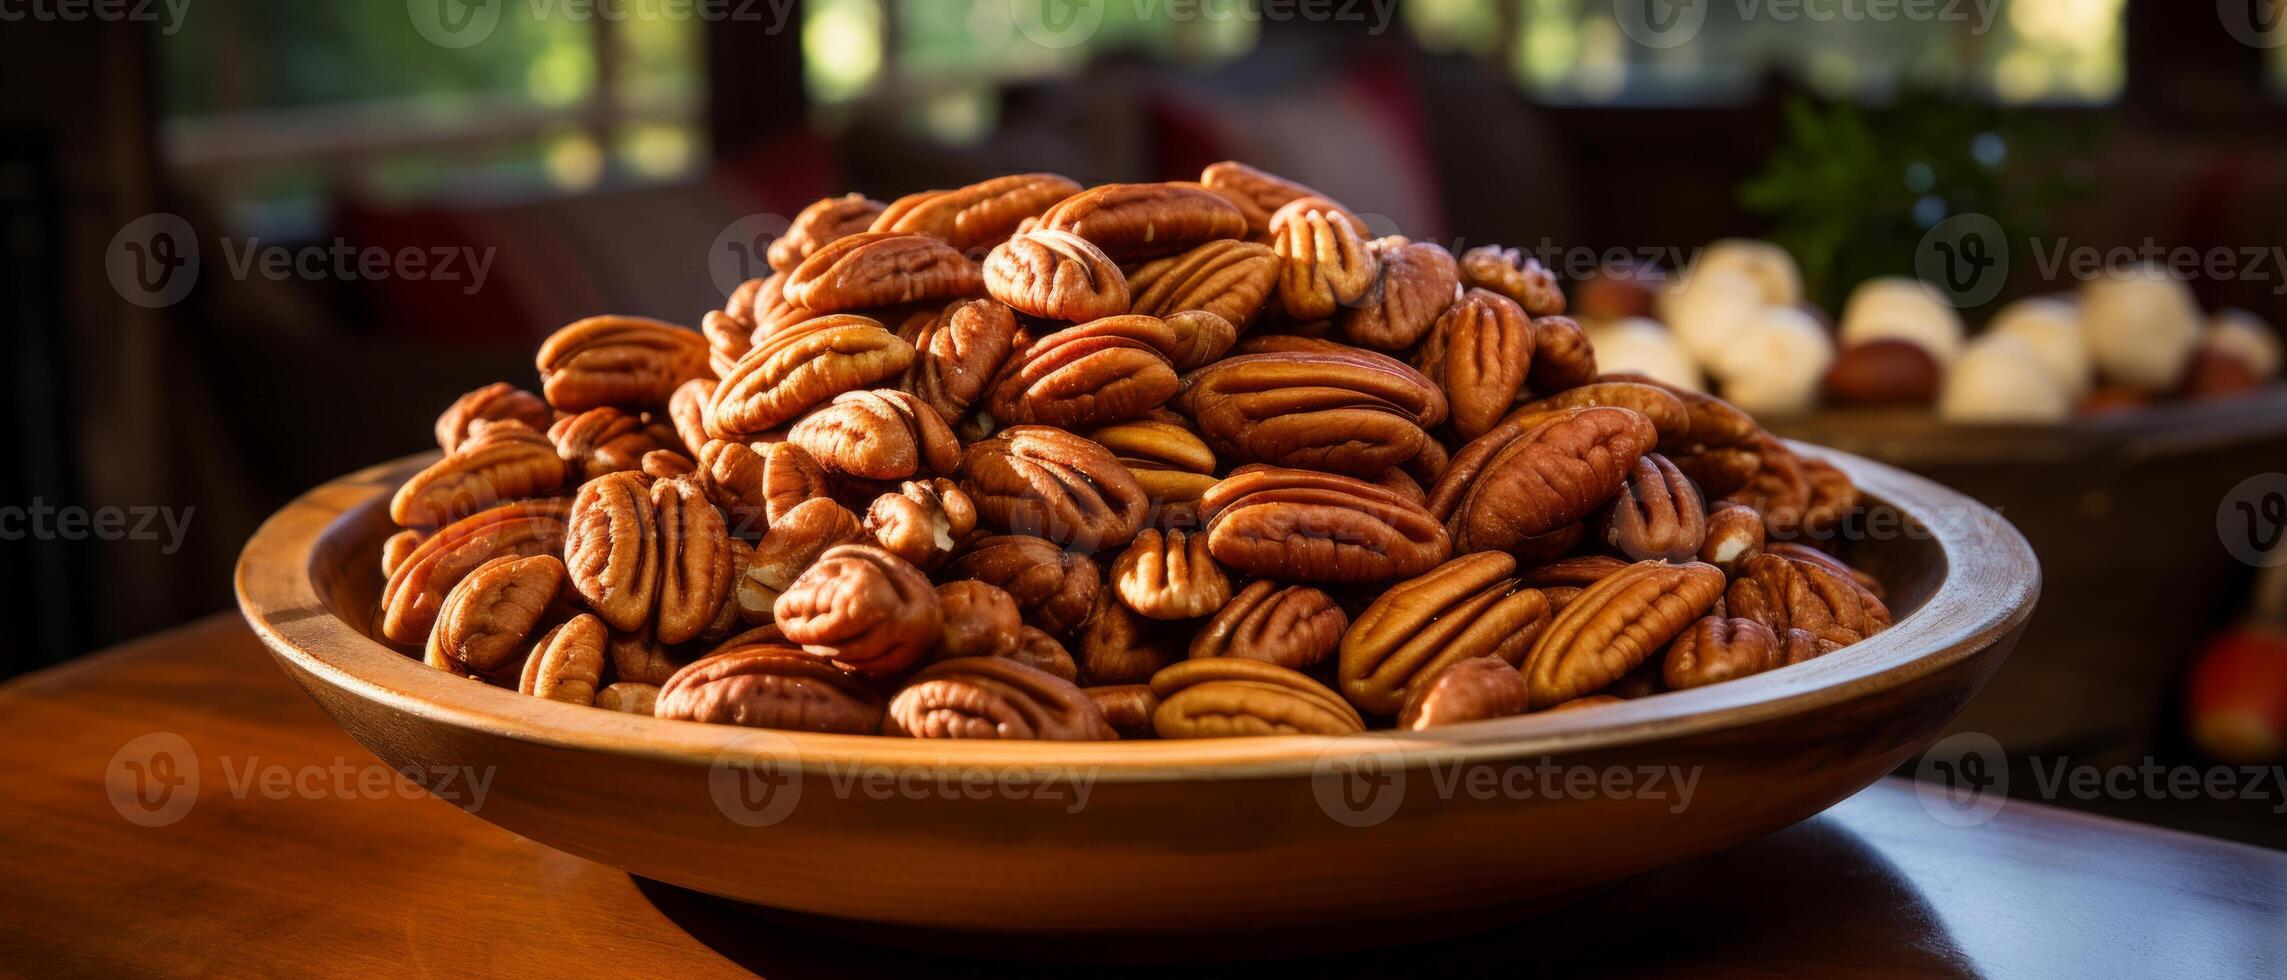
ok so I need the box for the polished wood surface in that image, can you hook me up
[1,614,2279,977]
[229,448,2037,936]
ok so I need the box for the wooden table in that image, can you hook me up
[3,615,2282,978]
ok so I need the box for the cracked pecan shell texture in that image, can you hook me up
[1429,406,1659,554]
[1662,616,1787,691]
[567,472,661,634]
[1341,238,1460,350]
[1035,182,1248,262]
[1199,466,1452,583]
[1198,160,1326,234]
[1187,580,1346,671]
[1110,528,1230,620]
[535,315,711,411]
[655,644,886,734]
[1523,560,1725,708]
[435,382,551,453]
[381,500,571,644]
[984,316,1180,429]
[983,229,1130,322]
[1602,452,1707,563]
[947,534,1102,638]
[773,543,941,677]
[871,173,1082,254]
[390,423,567,528]
[1175,348,1447,477]
[1459,245,1565,316]
[1417,288,1537,439]
[699,439,829,537]
[709,313,917,438]
[427,553,566,679]
[1149,658,1364,738]
[520,613,608,705]
[787,388,959,481]
[769,193,887,273]
[958,425,1148,552]
[781,232,983,313]
[1126,239,1279,332]
[896,297,1021,422]
[1273,207,1380,321]
[651,475,732,645]
[1398,657,1531,731]
[863,478,975,570]
[884,656,1116,740]
[1338,551,1552,715]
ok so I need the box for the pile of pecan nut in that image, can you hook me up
[378,162,1891,740]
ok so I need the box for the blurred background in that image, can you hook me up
[3,1,2285,843]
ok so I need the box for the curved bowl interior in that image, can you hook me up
[237,445,2038,941]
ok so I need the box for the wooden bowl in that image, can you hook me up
[236,446,2037,951]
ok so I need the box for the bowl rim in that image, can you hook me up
[236,443,2038,781]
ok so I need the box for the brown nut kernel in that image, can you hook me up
[710,314,917,438]
[1127,240,1279,333]
[1528,316,1599,393]
[787,388,959,481]
[651,475,732,645]
[381,529,424,579]
[984,316,1180,429]
[520,613,608,705]
[699,440,830,537]
[380,500,571,644]
[1416,288,1536,439]
[567,472,661,634]
[770,193,887,273]
[1459,245,1565,316]
[535,315,711,411]
[863,478,976,570]
[1273,207,1380,321]
[1200,466,1453,584]
[1427,406,1659,554]
[594,682,660,715]
[1662,616,1786,690]
[1074,591,1186,684]
[1265,196,1372,239]
[1339,552,1552,715]
[667,377,716,454]
[1176,349,1447,477]
[774,543,942,677]
[1110,528,1231,620]
[549,407,677,482]
[1198,161,1326,234]
[781,232,983,313]
[1149,659,1364,738]
[1522,560,1725,708]
[1084,683,1161,739]
[1088,418,1217,475]
[1518,554,1632,589]
[1341,238,1460,350]
[1397,657,1531,731]
[1035,182,1248,262]
[1601,452,1707,563]
[885,657,1116,740]
[895,298,1023,422]
[610,632,683,688]
[1721,433,1813,539]
[736,497,865,622]
[872,173,1082,254]
[436,382,551,453]
[934,580,1023,660]
[1188,580,1346,671]
[1162,310,1240,374]
[1797,457,1861,540]
[390,423,567,528]
[1699,502,1766,576]
[983,229,1130,322]
[1510,381,1692,447]
[1007,626,1080,682]
[958,425,1148,552]
[947,535,1102,638]
[428,554,566,679]
[1724,553,1890,647]
[655,645,886,734]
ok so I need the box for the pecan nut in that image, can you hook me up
[1340,237,1460,350]
[651,475,732,645]
[947,534,1102,637]
[594,682,659,714]
[1007,626,1081,683]
[535,315,711,411]
[1699,502,1766,576]
[1601,452,1707,562]
[1662,616,1794,690]
[1521,560,1725,708]
[1088,417,1217,475]
[381,500,570,644]
[1509,380,1691,447]
[1397,657,1531,731]
[1427,406,1659,554]
[934,580,1023,660]
[1721,433,1813,539]
[773,543,942,677]
[1149,658,1364,738]
[709,313,917,438]
[958,425,1148,552]
[567,472,661,633]
[781,232,984,313]
[390,423,567,528]
[1035,182,1248,262]
[1338,552,1552,714]
[1161,310,1240,373]
[1198,160,1326,235]
[1416,288,1536,439]
[699,439,830,537]
[863,478,976,569]
[895,297,1023,422]
[985,316,1180,429]
[1074,591,1186,684]
[612,632,688,685]
[1126,240,1279,333]
[520,613,608,705]
[1724,553,1891,647]
[983,229,1130,322]
[1273,206,1380,321]
[1187,580,1346,671]
[787,388,960,481]
[549,407,679,482]
[427,554,566,680]
[770,193,887,272]
[735,498,865,622]
[668,378,717,455]
[1084,683,1161,740]
[435,382,551,453]
[1528,315,1598,393]
[1109,528,1231,619]
[872,173,1082,254]
[885,656,1115,740]
[1458,245,1565,316]
[1198,466,1452,583]
[655,644,886,734]
[1175,348,1447,477]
